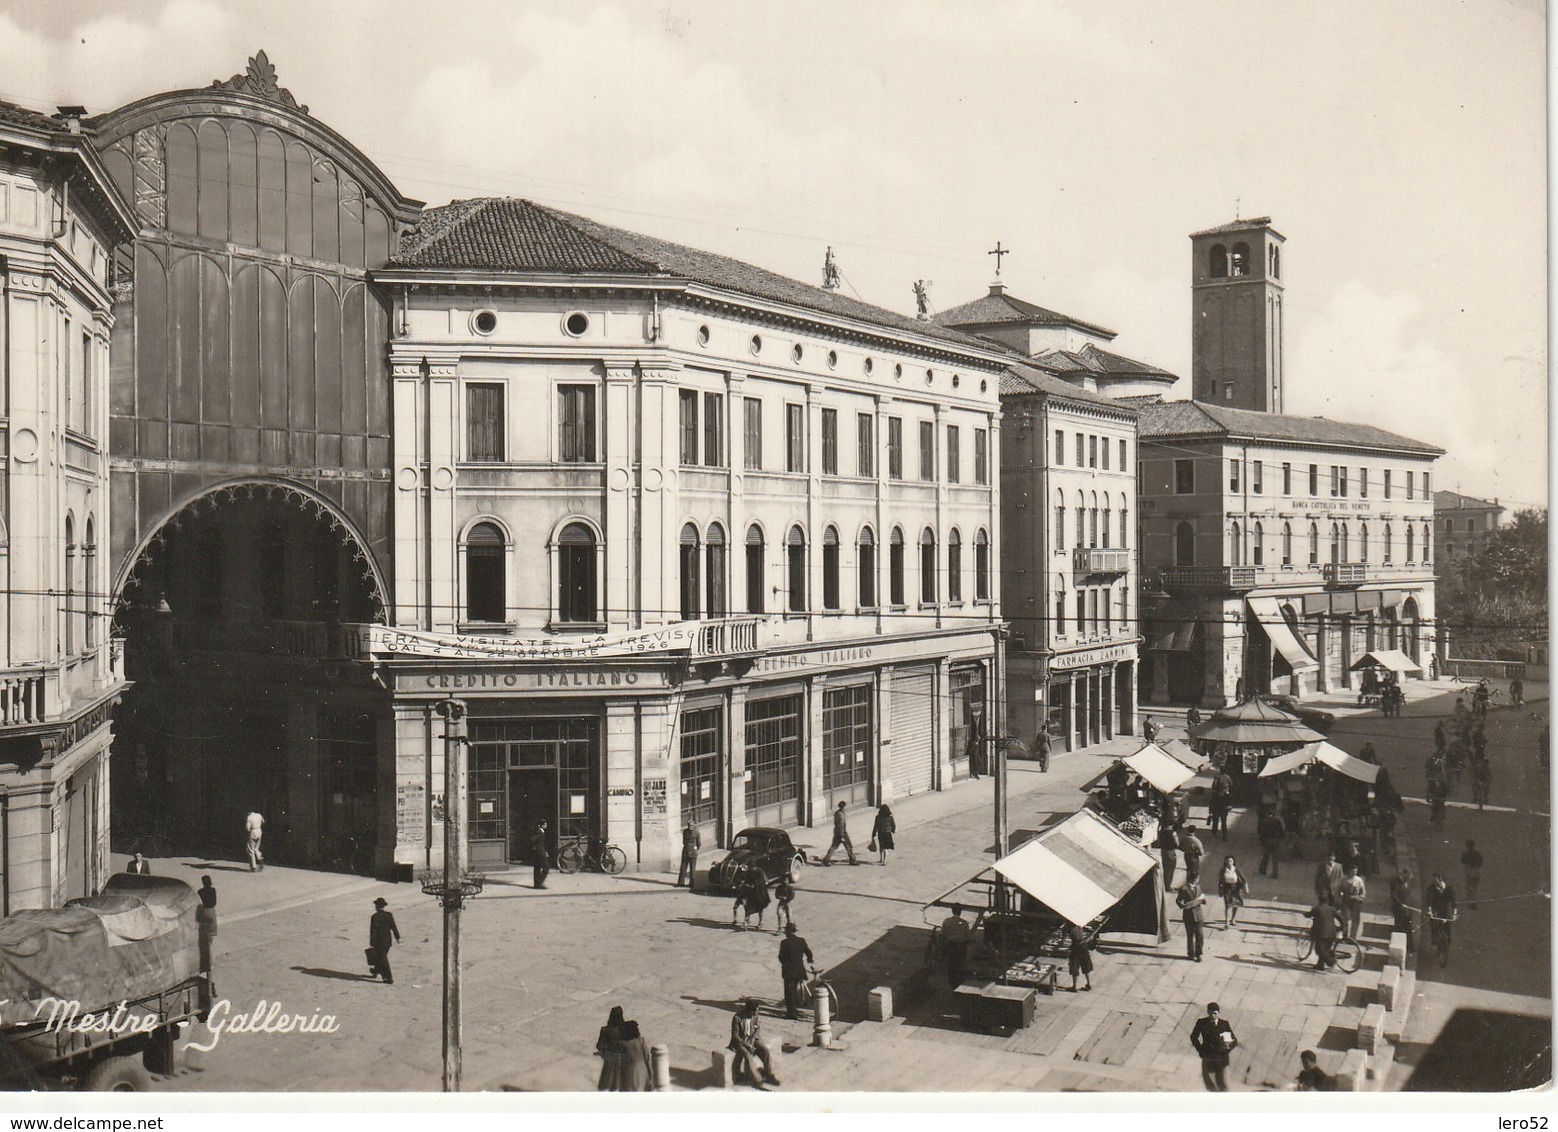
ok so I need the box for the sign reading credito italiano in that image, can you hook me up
[354,623,698,661]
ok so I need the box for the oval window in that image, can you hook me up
[472,309,498,335]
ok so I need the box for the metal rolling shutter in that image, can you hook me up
[890,668,936,799]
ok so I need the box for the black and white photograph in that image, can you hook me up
[0,0,1547,1113]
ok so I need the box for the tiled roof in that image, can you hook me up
[934,290,1116,339]
[1000,362,1135,413]
[0,99,71,136]
[391,197,993,349]
[1189,216,1282,238]
[1433,490,1502,512]
[1137,399,1442,455]
[1032,343,1177,382]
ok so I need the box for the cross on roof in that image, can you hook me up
[988,241,1010,276]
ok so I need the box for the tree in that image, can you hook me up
[1440,508,1547,658]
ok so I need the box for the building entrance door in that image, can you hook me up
[508,768,558,864]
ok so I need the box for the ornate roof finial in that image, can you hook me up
[211,51,309,114]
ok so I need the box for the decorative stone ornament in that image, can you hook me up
[210,51,309,114]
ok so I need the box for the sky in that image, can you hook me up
[1,0,1546,510]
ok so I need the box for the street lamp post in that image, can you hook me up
[420,697,483,1093]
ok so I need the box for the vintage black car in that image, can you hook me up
[1264,694,1336,733]
[708,827,806,891]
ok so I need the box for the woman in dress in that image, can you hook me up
[1218,854,1250,929]
[595,1005,627,1090]
[871,804,897,866]
[741,867,772,931]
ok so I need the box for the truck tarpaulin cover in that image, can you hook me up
[0,875,197,1021]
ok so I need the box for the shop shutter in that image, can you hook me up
[890,667,936,799]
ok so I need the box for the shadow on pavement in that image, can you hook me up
[185,862,252,873]
[815,923,931,1023]
[1403,1007,1552,1090]
[1317,1023,1357,1051]
[291,965,375,982]
[667,916,747,932]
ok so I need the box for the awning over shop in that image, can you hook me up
[1160,738,1209,771]
[993,809,1159,928]
[1082,743,1198,794]
[1258,741,1381,784]
[1149,621,1197,651]
[1350,649,1422,674]
[1248,596,1319,674]
[1191,697,1325,745]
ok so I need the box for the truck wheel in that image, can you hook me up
[83,1055,151,1092]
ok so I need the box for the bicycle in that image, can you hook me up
[1294,931,1362,974]
[557,836,627,875]
[798,966,838,1014]
[1427,912,1457,968]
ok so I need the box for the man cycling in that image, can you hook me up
[1424,872,1458,967]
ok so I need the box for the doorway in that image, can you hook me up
[508,768,558,863]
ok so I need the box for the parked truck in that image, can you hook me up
[0,874,211,1090]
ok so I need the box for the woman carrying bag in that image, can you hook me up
[1218,854,1250,929]
[869,803,897,865]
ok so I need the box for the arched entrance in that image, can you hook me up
[1402,597,1422,665]
[111,480,390,872]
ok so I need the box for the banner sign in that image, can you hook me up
[350,623,699,661]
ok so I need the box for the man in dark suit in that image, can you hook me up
[676,817,701,890]
[531,820,551,890]
[778,923,815,1020]
[1176,880,1207,962]
[367,897,401,984]
[1314,852,1343,906]
[1190,1001,1238,1091]
[127,853,151,876]
[1305,897,1343,969]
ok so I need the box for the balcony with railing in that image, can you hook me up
[1323,562,1368,587]
[692,617,765,658]
[1159,563,1330,593]
[0,638,129,729]
[1073,547,1131,576]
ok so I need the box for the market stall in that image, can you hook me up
[1350,650,1423,706]
[1189,696,1325,805]
[1258,740,1386,872]
[1080,742,1199,846]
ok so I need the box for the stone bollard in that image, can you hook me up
[1388,931,1408,968]
[652,1043,671,1091]
[1378,964,1402,1012]
[1358,1003,1386,1053]
[712,1048,737,1088]
[1336,1048,1368,1091]
[813,985,833,1047]
[868,986,893,1022]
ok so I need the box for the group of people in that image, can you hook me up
[1359,668,1406,716]
[1429,701,1496,822]
[1304,852,1365,969]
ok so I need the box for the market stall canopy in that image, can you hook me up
[993,809,1158,928]
[1160,738,1209,771]
[1349,649,1422,674]
[1190,696,1325,745]
[1247,596,1319,674]
[1082,744,1197,794]
[1258,741,1381,784]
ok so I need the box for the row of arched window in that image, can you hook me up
[1208,241,1278,279]
[62,514,99,654]
[1173,519,1434,567]
[1054,490,1130,550]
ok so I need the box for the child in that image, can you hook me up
[774,875,796,928]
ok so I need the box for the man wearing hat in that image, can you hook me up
[778,923,815,1020]
[728,998,780,1088]
[367,897,401,984]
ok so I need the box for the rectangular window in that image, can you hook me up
[1229,459,1241,492]
[1309,464,1320,496]
[679,390,699,465]
[1175,459,1195,494]
[1424,472,1430,496]
[786,404,805,472]
[1055,430,1064,464]
[821,408,839,475]
[1252,460,1263,494]
[1075,432,1084,468]
[1282,462,1292,495]
[1330,466,1339,498]
[1054,591,1066,636]
[745,695,802,812]
[679,707,723,826]
[743,399,763,470]
[745,537,764,615]
[974,429,989,485]
[919,421,935,481]
[857,413,875,477]
[1076,592,1086,634]
[1101,437,1110,470]
[702,391,724,467]
[946,425,960,483]
[1088,435,1098,468]
[887,418,904,480]
[1359,468,1368,498]
[1406,471,1415,499]
[822,685,872,790]
[466,383,505,462]
[1119,439,1127,472]
[558,385,597,463]
[1384,469,1392,499]
[1339,467,1348,497]
[80,331,92,436]
[889,538,905,606]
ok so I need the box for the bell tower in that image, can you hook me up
[1190,217,1285,412]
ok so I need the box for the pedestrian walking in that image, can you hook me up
[366,897,400,984]
[728,999,780,1088]
[870,803,896,865]
[1433,722,1447,755]
[244,811,265,872]
[1390,866,1417,955]
[1296,1049,1332,1091]
[531,820,551,889]
[127,852,151,876]
[738,867,771,931]
[1425,873,1458,966]
[941,905,972,987]
[1179,825,1205,885]
[1358,742,1378,764]
[1067,922,1093,992]
[819,800,858,865]
[773,875,796,928]
[676,816,701,890]
[1304,897,1343,970]
[1156,821,1179,890]
[1143,715,1160,742]
[1035,727,1052,773]
[1510,678,1525,707]
[196,875,218,976]
[1314,853,1342,906]
[1209,770,1233,841]
[778,923,815,1019]
[1257,809,1285,878]
[595,1005,654,1091]
[1471,757,1492,809]
[1190,1002,1238,1091]
[1461,839,1484,910]
[1428,775,1448,827]
[1338,865,1366,940]
[1217,855,1249,930]
[1176,880,1207,962]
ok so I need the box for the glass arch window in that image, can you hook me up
[557,522,598,623]
[706,523,727,618]
[974,529,990,602]
[889,528,905,607]
[822,526,841,611]
[465,521,506,623]
[787,526,807,613]
[947,529,963,603]
[679,522,702,621]
[920,528,938,604]
[858,528,877,609]
[745,525,765,615]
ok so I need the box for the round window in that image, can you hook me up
[750,334,763,355]
[563,311,590,337]
[472,309,498,335]
[697,325,711,347]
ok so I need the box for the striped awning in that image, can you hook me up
[993,809,1158,928]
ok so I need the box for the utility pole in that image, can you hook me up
[992,624,1010,859]
[422,697,482,1093]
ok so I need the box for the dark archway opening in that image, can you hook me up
[111,483,390,873]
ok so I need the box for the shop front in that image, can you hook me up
[1041,642,1139,753]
